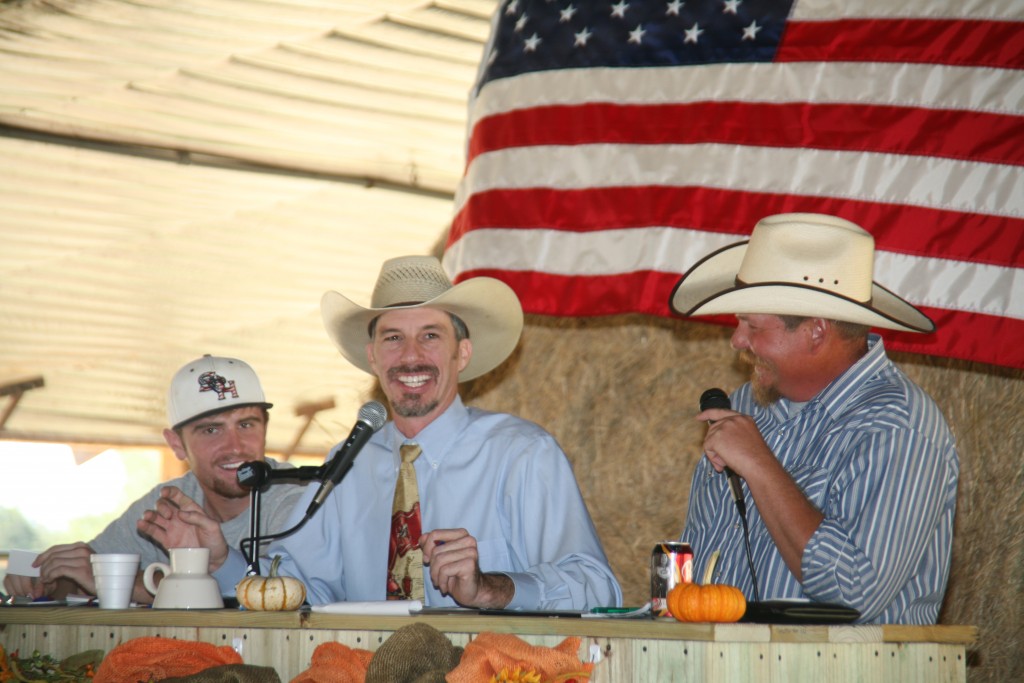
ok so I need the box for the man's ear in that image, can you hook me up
[366,341,378,374]
[803,317,830,349]
[457,338,473,373]
[163,428,188,462]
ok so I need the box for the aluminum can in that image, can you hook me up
[651,541,694,618]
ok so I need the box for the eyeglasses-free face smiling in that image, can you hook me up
[367,307,471,436]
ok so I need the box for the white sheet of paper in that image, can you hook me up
[6,549,41,577]
[310,600,423,616]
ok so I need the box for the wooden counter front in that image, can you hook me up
[0,607,976,681]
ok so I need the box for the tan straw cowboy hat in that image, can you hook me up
[669,213,935,333]
[321,255,524,381]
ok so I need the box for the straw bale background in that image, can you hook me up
[455,314,1023,683]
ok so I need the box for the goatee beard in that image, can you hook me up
[394,397,440,418]
[740,350,781,407]
[389,365,440,418]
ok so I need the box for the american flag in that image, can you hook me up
[443,0,1024,369]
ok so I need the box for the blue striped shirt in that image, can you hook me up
[681,336,959,624]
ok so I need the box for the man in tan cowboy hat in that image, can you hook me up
[669,213,959,625]
[248,255,621,610]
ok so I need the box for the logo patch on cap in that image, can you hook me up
[197,371,239,401]
[168,355,272,429]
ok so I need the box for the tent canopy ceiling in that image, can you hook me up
[0,0,499,454]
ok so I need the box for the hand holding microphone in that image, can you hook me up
[699,388,746,517]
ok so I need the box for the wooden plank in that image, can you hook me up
[0,608,978,645]
[828,624,885,643]
[882,624,979,644]
[0,607,302,629]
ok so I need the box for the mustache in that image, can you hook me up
[387,364,438,380]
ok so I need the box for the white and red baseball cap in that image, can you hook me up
[166,355,272,429]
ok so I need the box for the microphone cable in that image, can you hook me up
[700,388,762,603]
[240,507,314,574]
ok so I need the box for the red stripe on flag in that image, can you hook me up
[450,186,1023,268]
[467,102,1024,169]
[454,268,1023,369]
[778,19,1024,69]
[452,268,680,317]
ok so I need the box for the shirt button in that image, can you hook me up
[431,462,439,469]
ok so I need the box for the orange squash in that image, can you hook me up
[667,582,746,623]
[667,549,746,623]
[236,556,306,611]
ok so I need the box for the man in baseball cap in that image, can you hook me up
[236,255,621,611]
[4,355,306,604]
[669,213,959,624]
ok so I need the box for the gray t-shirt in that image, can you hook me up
[90,458,308,588]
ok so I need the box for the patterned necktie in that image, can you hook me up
[386,443,424,600]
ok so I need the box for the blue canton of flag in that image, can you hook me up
[479,0,794,88]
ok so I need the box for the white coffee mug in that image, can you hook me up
[143,547,224,609]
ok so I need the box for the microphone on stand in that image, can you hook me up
[305,400,388,517]
[238,400,388,574]
[699,388,746,516]
[237,461,322,489]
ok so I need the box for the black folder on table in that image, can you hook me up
[741,600,860,624]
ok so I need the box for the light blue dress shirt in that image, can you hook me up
[681,336,959,624]
[218,396,621,610]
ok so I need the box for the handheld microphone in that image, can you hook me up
[305,400,388,517]
[237,461,323,489]
[699,388,746,516]
[700,387,762,602]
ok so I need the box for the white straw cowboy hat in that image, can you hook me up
[669,213,935,333]
[321,255,524,381]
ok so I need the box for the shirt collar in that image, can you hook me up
[383,394,469,462]
[806,333,888,418]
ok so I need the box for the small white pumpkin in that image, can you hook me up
[236,556,306,611]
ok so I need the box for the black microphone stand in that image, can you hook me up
[240,465,322,576]
[247,486,264,575]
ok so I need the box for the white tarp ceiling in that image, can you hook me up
[0,0,500,455]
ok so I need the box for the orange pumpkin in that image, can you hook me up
[236,556,306,611]
[667,582,746,623]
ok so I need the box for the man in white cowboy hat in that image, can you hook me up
[246,255,621,610]
[4,355,307,604]
[669,213,959,625]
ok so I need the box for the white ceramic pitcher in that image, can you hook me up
[143,547,224,609]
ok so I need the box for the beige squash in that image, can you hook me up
[236,555,306,611]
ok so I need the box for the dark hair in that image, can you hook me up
[368,311,470,342]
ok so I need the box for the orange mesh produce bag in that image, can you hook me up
[93,636,243,683]
[446,632,592,683]
[290,642,373,683]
